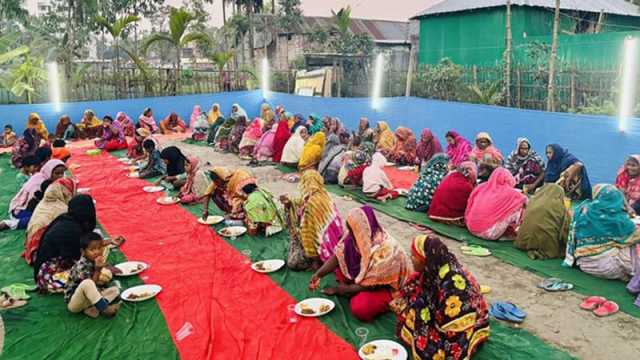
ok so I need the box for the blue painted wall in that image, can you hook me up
[2,90,639,185]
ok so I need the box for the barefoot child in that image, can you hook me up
[64,232,120,318]
[1,124,16,148]
[139,139,166,179]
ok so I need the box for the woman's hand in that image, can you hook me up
[202,210,209,221]
[94,255,106,268]
[308,274,321,291]
[111,236,126,247]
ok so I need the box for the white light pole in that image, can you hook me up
[261,57,270,100]
[372,53,385,110]
[619,37,638,132]
[47,62,61,112]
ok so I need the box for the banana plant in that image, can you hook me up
[0,45,29,64]
[142,7,211,94]
[6,54,47,104]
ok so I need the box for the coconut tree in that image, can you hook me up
[142,7,210,94]
[210,51,234,90]
[95,14,140,97]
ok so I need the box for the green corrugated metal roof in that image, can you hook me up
[412,0,640,19]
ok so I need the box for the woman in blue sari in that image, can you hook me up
[544,144,591,200]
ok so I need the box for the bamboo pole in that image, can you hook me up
[547,0,560,112]
[504,0,512,107]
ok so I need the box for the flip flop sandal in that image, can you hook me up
[593,300,619,317]
[461,245,492,257]
[0,294,26,311]
[0,285,30,300]
[580,296,607,310]
[480,285,492,294]
[538,278,574,292]
[490,302,527,323]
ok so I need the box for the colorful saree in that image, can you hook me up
[389,127,418,166]
[616,155,640,210]
[416,129,442,165]
[545,143,592,200]
[272,119,291,162]
[298,132,325,171]
[375,121,395,156]
[469,132,503,166]
[504,137,545,188]
[445,131,472,167]
[429,162,477,225]
[116,112,135,137]
[281,127,306,164]
[239,118,263,157]
[406,153,449,212]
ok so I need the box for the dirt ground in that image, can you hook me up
[172,140,640,360]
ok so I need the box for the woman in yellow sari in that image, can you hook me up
[298,131,326,171]
[375,121,395,157]
[202,167,256,221]
[27,113,49,140]
[76,109,102,139]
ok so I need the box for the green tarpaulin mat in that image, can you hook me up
[0,155,179,359]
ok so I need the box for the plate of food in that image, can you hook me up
[251,259,285,273]
[198,215,225,225]
[358,340,408,360]
[294,298,335,317]
[143,185,165,193]
[156,196,179,205]
[127,172,140,178]
[114,261,148,276]
[218,226,247,238]
[77,187,91,194]
[122,284,162,302]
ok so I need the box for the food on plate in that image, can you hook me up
[127,292,152,300]
[319,304,331,313]
[362,344,377,355]
[300,304,315,315]
[255,262,268,271]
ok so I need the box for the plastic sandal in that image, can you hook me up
[498,302,527,320]
[480,285,492,294]
[461,245,492,257]
[593,300,619,317]
[580,296,607,310]
[0,283,36,300]
[538,278,574,292]
[0,293,26,311]
[489,302,526,323]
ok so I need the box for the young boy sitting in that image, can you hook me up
[16,155,38,186]
[138,139,165,179]
[0,124,16,148]
[64,232,120,318]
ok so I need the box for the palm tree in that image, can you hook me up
[95,15,140,98]
[210,51,234,90]
[0,45,28,64]
[331,6,352,97]
[142,7,211,94]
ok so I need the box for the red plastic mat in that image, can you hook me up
[384,167,418,190]
[68,150,358,360]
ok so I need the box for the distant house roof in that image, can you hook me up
[287,16,410,44]
[411,0,640,19]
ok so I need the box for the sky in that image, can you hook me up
[166,0,435,27]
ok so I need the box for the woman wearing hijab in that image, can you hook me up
[465,168,528,240]
[290,113,305,133]
[469,132,503,182]
[352,117,375,146]
[178,156,210,204]
[95,116,128,151]
[307,114,324,135]
[239,118,263,158]
[281,127,308,166]
[191,111,210,142]
[207,103,224,144]
[1,159,67,231]
[11,127,41,169]
[230,103,248,120]
[280,170,344,269]
[252,123,277,162]
[243,183,283,236]
[389,127,418,166]
[310,205,411,322]
[158,146,188,189]
[298,131,325,171]
[363,152,398,201]
[116,111,135,137]
[138,107,159,133]
[77,110,102,139]
[445,131,473,167]
[202,167,256,221]
[24,178,76,265]
[416,129,443,165]
[272,118,292,162]
[55,115,76,140]
[160,112,187,134]
[375,121,395,157]
[544,144,592,200]
[429,162,477,226]
[229,116,248,154]
[214,115,237,152]
[27,113,50,140]
[127,128,156,160]
[616,155,640,214]
[189,105,203,130]
[505,138,545,192]
[394,235,490,359]
[319,132,349,184]
[406,153,450,212]
[564,185,640,301]
[515,184,570,259]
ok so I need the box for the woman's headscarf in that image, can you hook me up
[67,194,97,233]
[298,131,325,170]
[139,108,158,132]
[190,105,202,130]
[27,113,49,139]
[318,134,346,176]
[82,110,102,127]
[445,131,472,166]
[9,159,66,214]
[514,184,570,259]
[505,137,545,176]
[334,205,410,291]
[160,146,187,177]
[281,126,307,164]
[230,103,248,120]
[116,111,133,127]
[470,132,503,165]
[307,113,324,135]
[55,115,72,138]
[272,119,292,162]
[24,178,76,264]
[179,156,200,197]
[565,184,640,266]
[103,118,125,142]
[406,153,450,211]
[376,121,395,154]
[243,118,263,141]
[208,103,222,125]
[428,161,477,221]
[214,116,237,142]
[363,152,393,194]
[544,143,592,199]
[391,127,417,162]
[416,129,442,164]
[465,167,527,236]
[616,155,640,207]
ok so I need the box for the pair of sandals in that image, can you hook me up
[580,296,619,317]
[537,278,574,292]
[461,245,492,257]
[489,301,527,323]
[0,283,36,311]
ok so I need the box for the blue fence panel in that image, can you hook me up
[2,90,639,185]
